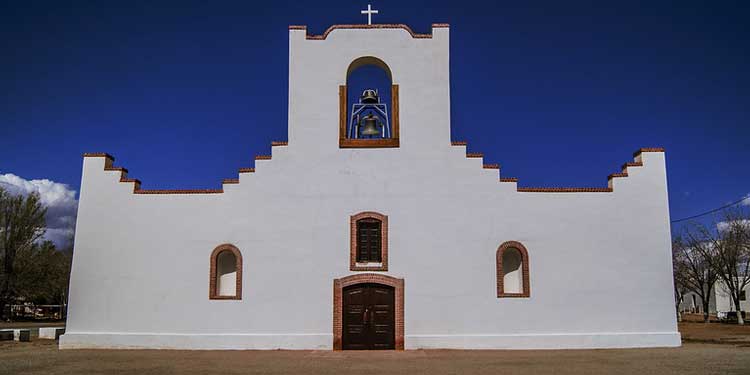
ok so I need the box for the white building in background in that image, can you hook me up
[680,280,748,316]
[60,21,680,350]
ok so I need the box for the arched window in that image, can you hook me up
[339,56,399,148]
[496,241,530,298]
[350,212,388,271]
[209,244,243,300]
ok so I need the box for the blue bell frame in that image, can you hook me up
[348,92,391,139]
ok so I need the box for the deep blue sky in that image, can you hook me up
[1,1,748,232]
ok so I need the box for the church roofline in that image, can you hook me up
[82,146,664,195]
[288,23,449,40]
[452,144,665,193]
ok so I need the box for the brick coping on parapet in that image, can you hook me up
[289,23,449,40]
[83,147,664,194]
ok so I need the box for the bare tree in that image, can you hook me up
[673,234,719,323]
[691,208,750,325]
[0,187,47,320]
[672,243,688,322]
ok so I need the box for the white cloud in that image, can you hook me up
[717,219,750,232]
[0,173,78,248]
[743,194,750,206]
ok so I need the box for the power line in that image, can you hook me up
[671,195,750,223]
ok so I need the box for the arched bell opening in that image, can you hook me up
[339,56,400,148]
[346,56,393,82]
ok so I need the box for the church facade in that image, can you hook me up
[61,23,680,350]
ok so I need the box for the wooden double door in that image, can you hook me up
[342,283,395,350]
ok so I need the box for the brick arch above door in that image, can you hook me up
[333,273,404,350]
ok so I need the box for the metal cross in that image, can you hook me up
[361,4,379,25]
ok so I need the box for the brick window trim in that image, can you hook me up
[209,244,243,300]
[339,85,400,148]
[333,273,405,350]
[496,241,531,298]
[350,212,388,271]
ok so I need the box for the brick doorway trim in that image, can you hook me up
[333,273,404,350]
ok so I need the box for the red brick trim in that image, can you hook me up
[93,155,142,192]
[104,166,127,173]
[632,147,665,157]
[83,153,225,194]
[85,145,662,195]
[350,212,388,271]
[271,141,288,146]
[339,84,400,148]
[333,273,404,350]
[83,152,114,159]
[496,241,530,298]
[432,23,450,28]
[135,189,223,194]
[607,172,628,180]
[340,138,400,148]
[483,164,499,169]
[222,179,239,184]
[466,153,483,158]
[120,178,141,184]
[209,244,243,300]
[517,187,612,193]
[500,177,518,182]
[302,24,432,40]
[510,147,663,193]
[621,162,643,171]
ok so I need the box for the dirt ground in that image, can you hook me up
[679,321,750,344]
[0,321,65,328]
[681,313,722,323]
[1,322,749,374]
[0,340,748,375]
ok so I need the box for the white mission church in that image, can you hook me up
[61,12,680,350]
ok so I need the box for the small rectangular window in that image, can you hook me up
[741,290,747,301]
[350,212,388,271]
[356,219,382,263]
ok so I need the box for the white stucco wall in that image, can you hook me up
[714,281,749,313]
[679,281,748,314]
[61,25,680,350]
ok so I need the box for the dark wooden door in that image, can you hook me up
[342,283,395,350]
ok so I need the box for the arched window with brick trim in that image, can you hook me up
[496,241,530,298]
[209,244,243,300]
[350,212,388,271]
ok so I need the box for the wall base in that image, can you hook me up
[59,333,332,350]
[406,332,682,349]
[60,331,681,350]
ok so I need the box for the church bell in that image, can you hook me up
[361,89,379,103]
[359,114,381,136]
[348,88,391,139]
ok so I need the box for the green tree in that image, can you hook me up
[15,240,72,306]
[0,187,47,319]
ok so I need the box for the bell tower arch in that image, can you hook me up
[287,24,451,153]
[340,56,398,148]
